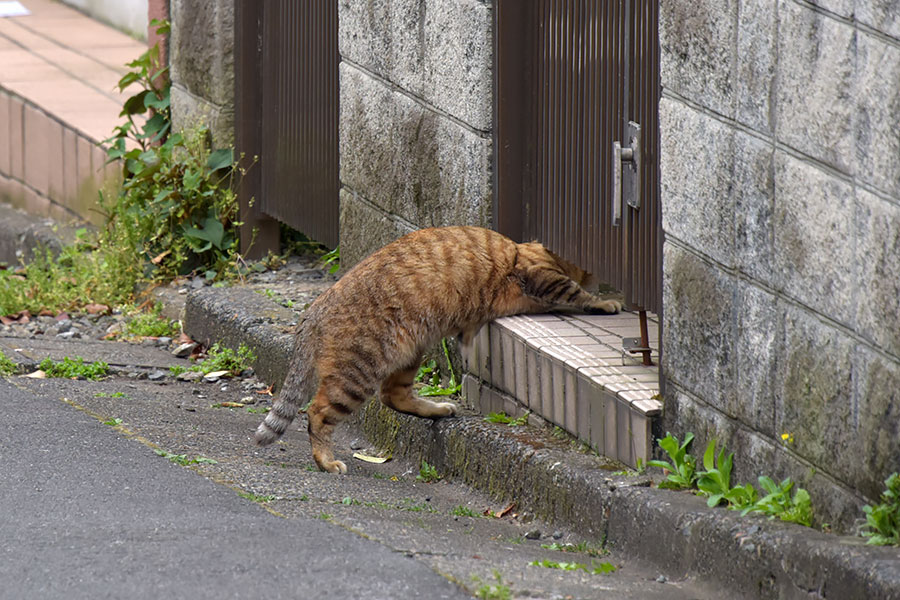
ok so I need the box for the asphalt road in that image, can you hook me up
[0,377,467,600]
[0,338,720,599]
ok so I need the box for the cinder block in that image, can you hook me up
[773,152,854,326]
[776,2,855,172]
[856,190,900,357]
[659,98,736,268]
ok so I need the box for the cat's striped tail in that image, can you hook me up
[254,336,314,446]
[254,397,297,446]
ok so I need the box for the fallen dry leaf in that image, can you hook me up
[352,452,391,464]
[217,401,246,408]
[150,249,171,265]
[494,502,516,519]
[24,370,46,379]
[255,385,274,396]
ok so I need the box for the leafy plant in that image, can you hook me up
[695,439,756,510]
[103,19,244,282]
[648,432,698,490]
[0,350,16,376]
[102,417,123,426]
[190,343,256,376]
[741,476,812,527]
[39,356,108,380]
[417,338,461,397]
[416,460,442,483]
[861,472,900,546]
[320,246,340,274]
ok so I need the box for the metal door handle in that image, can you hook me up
[612,121,641,227]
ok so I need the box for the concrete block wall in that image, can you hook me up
[338,0,493,266]
[658,0,900,531]
[168,0,235,149]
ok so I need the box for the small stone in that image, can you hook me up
[349,439,364,450]
[56,319,72,333]
[239,367,255,378]
[551,531,563,540]
[524,529,541,540]
[172,342,198,357]
[204,370,230,383]
[656,575,668,584]
[157,336,172,346]
[57,331,79,340]
[147,370,166,381]
[177,371,203,382]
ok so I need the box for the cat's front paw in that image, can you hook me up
[433,402,457,417]
[586,300,622,315]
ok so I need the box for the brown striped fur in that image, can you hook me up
[254,226,621,473]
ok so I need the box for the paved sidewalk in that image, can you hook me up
[0,0,144,142]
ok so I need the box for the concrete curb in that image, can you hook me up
[184,285,900,600]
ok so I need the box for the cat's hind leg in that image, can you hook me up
[307,375,372,474]
[380,363,457,418]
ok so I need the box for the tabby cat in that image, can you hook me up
[255,226,621,473]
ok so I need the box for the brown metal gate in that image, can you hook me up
[494,0,660,314]
[235,0,339,251]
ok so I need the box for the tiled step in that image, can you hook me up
[462,311,661,468]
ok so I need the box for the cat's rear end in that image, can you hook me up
[255,226,620,473]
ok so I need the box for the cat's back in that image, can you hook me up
[310,226,518,323]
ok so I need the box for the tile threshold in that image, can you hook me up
[462,310,661,468]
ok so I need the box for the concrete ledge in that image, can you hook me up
[182,281,900,599]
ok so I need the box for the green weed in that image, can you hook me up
[0,351,16,376]
[190,343,256,376]
[122,303,179,339]
[102,418,123,426]
[417,338,461,397]
[647,432,698,490]
[741,476,812,527]
[320,246,340,274]
[862,472,900,546]
[416,460,442,483]
[484,411,529,427]
[530,559,616,575]
[39,356,108,380]
[451,505,481,518]
[238,491,276,503]
[154,449,217,467]
[471,571,511,600]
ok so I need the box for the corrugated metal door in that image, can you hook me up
[494,0,660,314]
[235,0,339,249]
